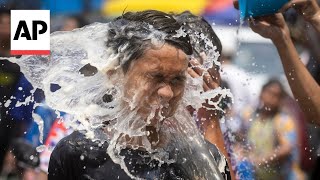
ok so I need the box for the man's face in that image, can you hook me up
[123,44,188,125]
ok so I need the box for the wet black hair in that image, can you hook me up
[106,10,193,73]
[174,11,222,62]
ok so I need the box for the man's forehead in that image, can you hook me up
[141,44,188,63]
[138,48,188,75]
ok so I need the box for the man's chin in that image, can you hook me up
[148,114,165,127]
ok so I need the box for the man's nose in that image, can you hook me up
[157,84,174,101]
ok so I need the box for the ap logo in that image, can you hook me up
[11,10,50,55]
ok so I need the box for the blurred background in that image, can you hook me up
[0,0,319,179]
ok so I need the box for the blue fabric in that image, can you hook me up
[8,75,60,146]
[236,159,255,180]
[0,0,41,9]
[89,0,104,10]
[24,105,59,146]
[8,75,35,124]
[41,0,105,15]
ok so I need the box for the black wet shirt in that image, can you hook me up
[48,131,230,180]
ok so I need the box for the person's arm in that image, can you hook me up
[188,59,235,179]
[308,10,320,33]
[273,30,320,124]
[280,0,320,33]
[243,12,320,125]
[196,108,228,158]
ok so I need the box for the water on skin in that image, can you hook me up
[2,22,233,180]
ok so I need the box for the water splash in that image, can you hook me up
[3,22,234,179]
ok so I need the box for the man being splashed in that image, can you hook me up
[48,10,230,180]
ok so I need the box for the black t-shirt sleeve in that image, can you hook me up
[48,132,82,180]
[48,150,65,180]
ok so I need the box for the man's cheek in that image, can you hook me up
[136,81,156,103]
[127,77,148,94]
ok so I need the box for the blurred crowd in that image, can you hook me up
[0,0,320,180]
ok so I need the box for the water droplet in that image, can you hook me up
[36,145,46,152]
[182,158,187,163]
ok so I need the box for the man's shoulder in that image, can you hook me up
[48,131,113,179]
[48,131,84,178]
[51,131,110,164]
[51,131,84,158]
